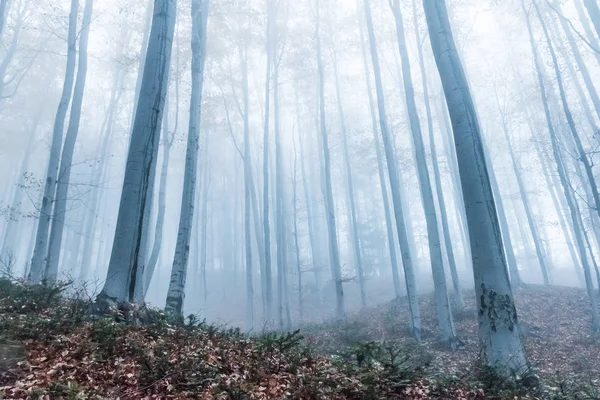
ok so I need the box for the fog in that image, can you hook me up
[1,0,600,377]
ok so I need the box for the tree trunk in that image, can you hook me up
[362,0,421,337]
[145,96,174,295]
[45,0,94,282]
[424,0,528,372]
[98,0,176,303]
[28,0,78,284]
[332,46,367,307]
[165,0,209,318]
[411,0,465,310]
[262,1,274,323]
[496,94,550,285]
[390,0,457,344]
[316,0,344,320]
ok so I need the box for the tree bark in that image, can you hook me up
[165,0,209,318]
[362,0,421,337]
[98,0,176,303]
[331,46,367,307]
[45,0,94,282]
[424,0,528,372]
[316,0,344,320]
[28,0,79,284]
[390,0,457,344]
[411,0,465,310]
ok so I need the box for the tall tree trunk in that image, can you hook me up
[97,0,176,304]
[362,0,421,337]
[411,0,465,310]
[145,96,174,295]
[262,0,274,323]
[165,0,209,318]
[390,0,457,344]
[239,42,254,330]
[295,87,322,296]
[28,0,78,284]
[332,46,367,307]
[524,0,600,331]
[496,94,550,285]
[424,0,528,373]
[358,15,402,296]
[316,0,344,320]
[45,0,94,282]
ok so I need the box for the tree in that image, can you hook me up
[28,0,78,284]
[45,0,94,282]
[96,0,177,304]
[316,0,344,320]
[165,0,210,318]
[423,0,528,373]
[389,0,458,346]
[362,0,421,338]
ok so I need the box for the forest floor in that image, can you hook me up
[0,278,598,399]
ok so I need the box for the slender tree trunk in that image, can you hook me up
[165,0,209,318]
[362,0,421,337]
[390,0,457,344]
[316,0,344,320]
[45,0,94,281]
[524,0,599,331]
[496,95,550,285]
[145,97,174,294]
[97,0,176,303]
[332,47,367,307]
[28,0,78,284]
[412,0,464,310]
[262,0,274,323]
[424,0,528,372]
[295,87,322,297]
[239,42,255,330]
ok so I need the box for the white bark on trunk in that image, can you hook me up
[99,0,176,303]
[28,0,78,284]
[165,0,209,318]
[390,0,457,344]
[332,47,367,307]
[362,0,421,338]
[45,0,94,282]
[424,0,528,372]
[316,0,344,320]
[357,15,402,297]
